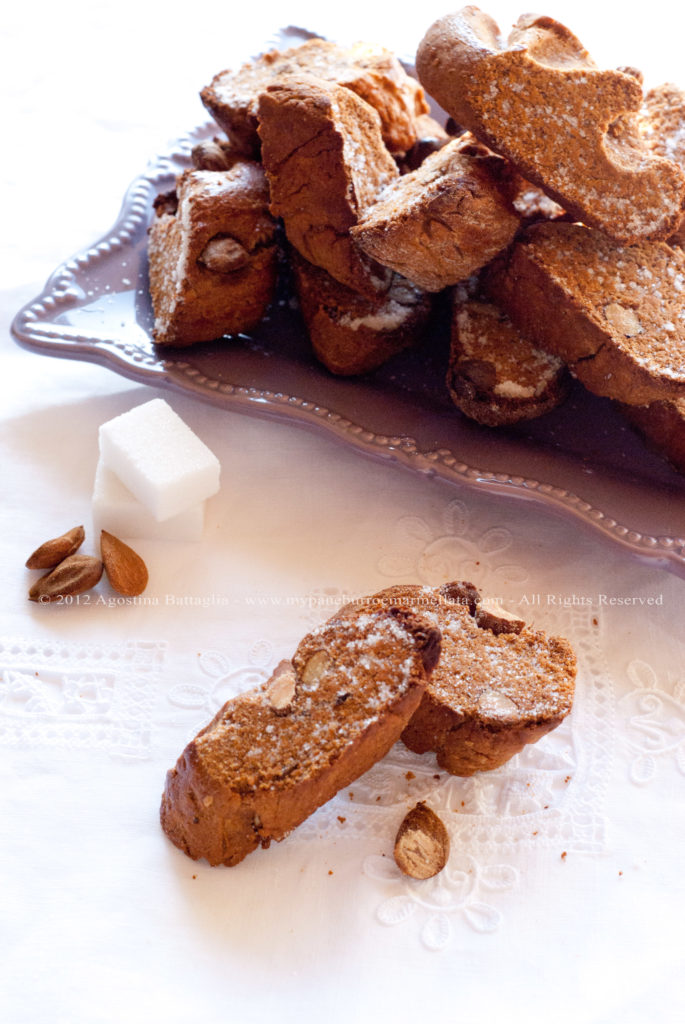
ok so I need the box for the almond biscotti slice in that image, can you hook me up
[486,221,685,406]
[338,582,576,776]
[148,164,278,346]
[416,9,685,243]
[201,38,430,157]
[160,606,441,866]
[447,297,569,426]
[351,138,520,292]
[290,248,432,375]
[257,74,398,299]
[639,83,685,245]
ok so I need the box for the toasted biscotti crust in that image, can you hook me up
[415,9,685,243]
[201,38,430,157]
[486,221,685,406]
[148,165,278,346]
[337,582,576,776]
[160,607,441,866]
[447,298,569,426]
[257,74,398,299]
[290,248,432,375]
[639,83,685,245]
[351,138,520,292]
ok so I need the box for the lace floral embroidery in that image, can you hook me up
[0,637,164,758]
[619,659,685,785]
[364,850,519,951]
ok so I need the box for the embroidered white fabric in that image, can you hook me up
[4,3,685,1021]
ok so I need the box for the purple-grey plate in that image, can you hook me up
[11,120,685,578]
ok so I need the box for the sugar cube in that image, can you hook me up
[98,399,220,521]
[92,461,205,542]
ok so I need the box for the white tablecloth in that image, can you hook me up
[3,3,685,1021]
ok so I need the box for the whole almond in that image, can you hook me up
[393,802,450,880]
[28,554,103,603]
[101,530,148,597]
[266,660,298,714]
[25,525,85,569]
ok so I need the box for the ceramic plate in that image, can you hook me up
[11,117,685,578]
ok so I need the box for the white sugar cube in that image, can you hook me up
[92,461,205,541]
[98,398,220,521]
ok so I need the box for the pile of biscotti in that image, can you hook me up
[160,581,576,866]
[148,10,685,472]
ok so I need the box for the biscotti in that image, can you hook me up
[486,221,685,406]
[258,74,398,298]
[291,248,432,375]
[619,398,685,473]
[148,165,278,346]
[415,9,685,243]
[338,582,576,776]
[160,606,441,866]
[351,138,520,292]
[447,297,569,426]
[201,38,430,157]
[639,83,685,245]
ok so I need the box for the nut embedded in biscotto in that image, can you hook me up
[266,661,298,713]
[393,801,450,879]
[25,525,85,570]
[301,650,331,687]
[475,599,526,635]
[198,236,250,273]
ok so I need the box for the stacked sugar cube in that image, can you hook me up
[93,399,220,541]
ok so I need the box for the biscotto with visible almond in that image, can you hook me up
[160,606,441,866]
[415,8,685,243]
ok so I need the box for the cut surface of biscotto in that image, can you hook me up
[487,221,685,406]
[639,83,685,245]
[351,138,520,292]
[201,37,430,157]
[258,74,398,298]
[148,165,278,346]
[339,582,576,776]
[415,9,685,243]
[290,248,432,375]
[160,606,441,866]
[447,298,569,426]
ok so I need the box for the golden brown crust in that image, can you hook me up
[639,83,685,245]
[257,74,397,298]
[201,38,430,157]
[415,9,685,243]
[486,221,685,406]
[290,248,432,375]
[351,138,520,292]
[160,607,441,866]
[337,582,576,776]
[148,164,278,346]
[447,297,570,426]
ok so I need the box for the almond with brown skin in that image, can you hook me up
[100,530,148,597]
[28,554,103,603]
[25,525,85,569]
[393,802,450,880]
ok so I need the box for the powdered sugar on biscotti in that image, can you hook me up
[487,221,685,405]
[415,10,685,243]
